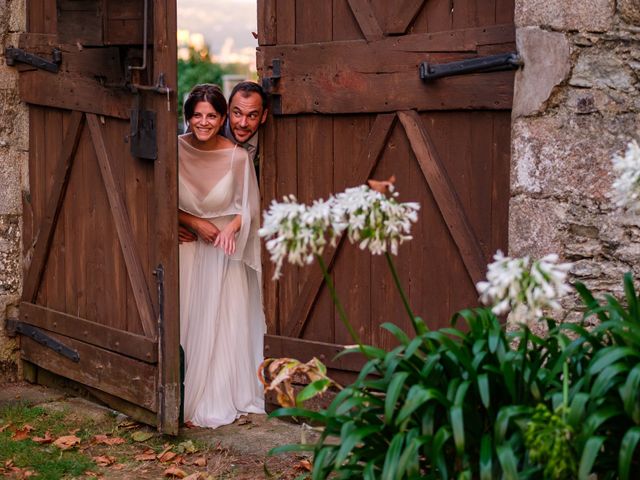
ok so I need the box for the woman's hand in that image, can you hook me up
[214,224,237,255]
[193,218,220,244]
[214,215,241,255]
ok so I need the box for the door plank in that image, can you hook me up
[20,333,157,411]
[19,70,130,119]
[397,110,486,285]
[22,111,84,303]
[20,302,157,363]
[257,0,277,45]
[284,114,396,338]
[347,0,384,41]
[86,114,156,339]
[384,0,427,34]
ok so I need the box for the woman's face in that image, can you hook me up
[188,101,225,143]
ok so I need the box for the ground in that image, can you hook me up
[0,382,315,479]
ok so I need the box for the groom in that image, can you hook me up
[178,81,269,244]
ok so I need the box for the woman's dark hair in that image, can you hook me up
[183,84,227,125]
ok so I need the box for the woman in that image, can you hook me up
[178,84,265,428]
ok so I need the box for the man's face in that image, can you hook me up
[229,92,268,143]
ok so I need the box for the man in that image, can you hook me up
[178,81,268,243]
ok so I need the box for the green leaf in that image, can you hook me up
[268,443,316,456]
[385,372,409,424]
[312,447,335,480]
[432,426,452,480]
[568,393,590,427]
[479,434,493,480]
[623,272,639,321]
[582,405,623,438]
[477,373,491,409]
[381,433,404,480]
[395,386,448,426]
[619,426,640,480]
[381,322,411,346]
[450,405,465,455]
[575,281,608,323]
[578,436,605,480]
[621,364,640,422]
[589,347,640,375]
[296,379,331,406]
[495,406,531,444]
[496,444,519,480]
[590,362,629,398]
[269,407,327,422]
[397,436,423,477]
[334,425,381,467]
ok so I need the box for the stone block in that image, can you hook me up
[570,49,636,93]
[509,196,568,258]
[513,27,571,118]
[515,0,615,32]
[0,150,22,215]
[0,215,20,296]
[618,0,640,25]
[511,115,622,202]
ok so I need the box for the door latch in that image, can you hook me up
[5,47,62,73]
[420,52,521,81]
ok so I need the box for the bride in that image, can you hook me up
[178,83,265,428]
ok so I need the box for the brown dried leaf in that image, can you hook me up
[92,455,116,467]
[159,450,177,463]
[367,175,396,194]
[0,423,12,432]
[164,466,187,478]
[135,449,158,462]
[68,428,80,435]
[192,456,207,467]
[84,471,102,477]
[32,431,53,444]
[53,435,81,450]
[93,434,126,446]
[11,425,34,441]
[111,464,125,470]
[294,459,313,472]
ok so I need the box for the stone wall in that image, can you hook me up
[0,0,27,381]
[511,0,640,323]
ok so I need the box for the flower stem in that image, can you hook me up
[385,253,419,332]
[315,254,365,353]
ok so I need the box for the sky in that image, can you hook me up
[177,0,258,62]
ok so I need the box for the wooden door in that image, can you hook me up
[13,0,180,433]
[258,0,514,380]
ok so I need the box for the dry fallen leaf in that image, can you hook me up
[164,466,187,478]
[53,435,81,450]
[159,451,177,463]
[93,434,126,446]
[0,423,12,433]
[193,457,207,467]
[367,175,396,194]
[183,473,209,480]
[294,459,313,472]
[68,428,80,435]
[84,471,102,477]
[135,449,158,461]
[9,466,35,478]
[32,431,53,444]
[11,425,34,441]
[92,455,116,467]
[111,464,125,470]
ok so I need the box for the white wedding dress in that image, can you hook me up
[178,135,265,428]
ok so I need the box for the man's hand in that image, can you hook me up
[178,225,197,244]
[193,219,220,244]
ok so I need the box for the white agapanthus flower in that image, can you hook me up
[259,185,420,279]
[259,195,337,279]
[333,185,420,255]
[611,140,640,213]
[476,251,572,324]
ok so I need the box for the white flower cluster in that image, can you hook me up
[611,140,640,214]
[259,186,420,279]
[333,185,420,255]
[476,251,572,324]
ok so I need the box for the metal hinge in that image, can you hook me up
[261,59,282,115]
[419,52,522,81]
[7,318,80,362]
[5,47,62,73]
[153,264,165,431]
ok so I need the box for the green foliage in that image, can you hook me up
[269,273,640,479]
[524,405,577,479]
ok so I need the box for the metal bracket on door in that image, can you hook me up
[261,59,282,114]
[130,108,158,160]
[419,52,521,81]
[5,47,62,73]
[6,319,80,362]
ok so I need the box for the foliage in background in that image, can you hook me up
[177,46,251,127]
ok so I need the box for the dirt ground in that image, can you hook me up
[0,382,317,479]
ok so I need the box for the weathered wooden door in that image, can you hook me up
[258,0,514,380]
[12,0,179,433]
